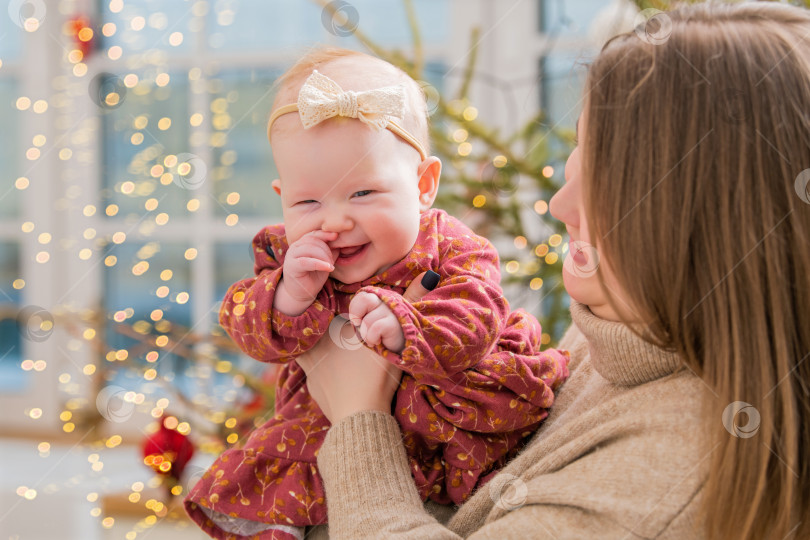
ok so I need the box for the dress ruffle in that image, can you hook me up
[185,398,330,537]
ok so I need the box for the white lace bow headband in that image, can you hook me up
[267,70,427,161]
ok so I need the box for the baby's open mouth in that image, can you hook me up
[338,245,364,257]
[334,243,369,264]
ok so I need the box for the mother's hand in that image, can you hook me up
[296,271,438,424]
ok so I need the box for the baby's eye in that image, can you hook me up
[295,200,317,206]
[352,190,373,198]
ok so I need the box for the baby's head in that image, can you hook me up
[268,48,441,284]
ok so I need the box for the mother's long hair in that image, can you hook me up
[583,3,810,539]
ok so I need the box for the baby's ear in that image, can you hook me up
[271,178,281,196]
[417,157,441,211]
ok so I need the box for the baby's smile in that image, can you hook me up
[333,242,370,265]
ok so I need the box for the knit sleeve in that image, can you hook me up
[317,377,705,539]
[356,221,510,377]
[218,225,336,362]
[469,506,645,540]
[317,412,642,540]
[317,411,463,540]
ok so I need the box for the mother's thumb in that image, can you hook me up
[402,270,440,303]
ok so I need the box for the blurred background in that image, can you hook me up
[0,0,647,537]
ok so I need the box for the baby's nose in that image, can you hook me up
[321,210,354,233]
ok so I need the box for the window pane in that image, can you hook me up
[103,240,257,409]
[540,52,590,184]
[100,0,195,54]
[100,71,191,219]
[213,241,276,402]
[0,79,22,218]
[214,242,254,309]
[213,241,259,368]
[541,51,590,129]
[0,242,26,392]
[208,0,449,52]
[103,241,191,375]
[208,0,323,50]
[0,5,24,59]
[348,0,449,46]
[542,0,605,37]
[210,68,281,219]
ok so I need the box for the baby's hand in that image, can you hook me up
[349,291,405,353]
[281,230,338,304]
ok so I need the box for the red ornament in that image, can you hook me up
[142,417,194,482]
[67,16,95,58]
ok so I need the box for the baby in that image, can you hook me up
[185,48,569,540]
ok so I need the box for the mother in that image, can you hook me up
[299,3,810,539]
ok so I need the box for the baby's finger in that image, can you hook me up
[359,322,380,345]
[348,292,383,326]
[358,303,393,338]
[362,317,387,346]
[289,234,338,264]
[296,257,335,273]
[289,241,335,263]
[364,316,400,349]
[305,230,339,244]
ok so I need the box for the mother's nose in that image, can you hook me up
[549,181,581,229]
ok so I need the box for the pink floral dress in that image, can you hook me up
[185,209,569,538]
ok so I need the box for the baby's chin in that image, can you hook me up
[329,262,397,285]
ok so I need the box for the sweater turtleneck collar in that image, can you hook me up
[569,301,685,386]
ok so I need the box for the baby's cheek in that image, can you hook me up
[283,210,318,245]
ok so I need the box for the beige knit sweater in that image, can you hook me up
[308,301,709,539]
